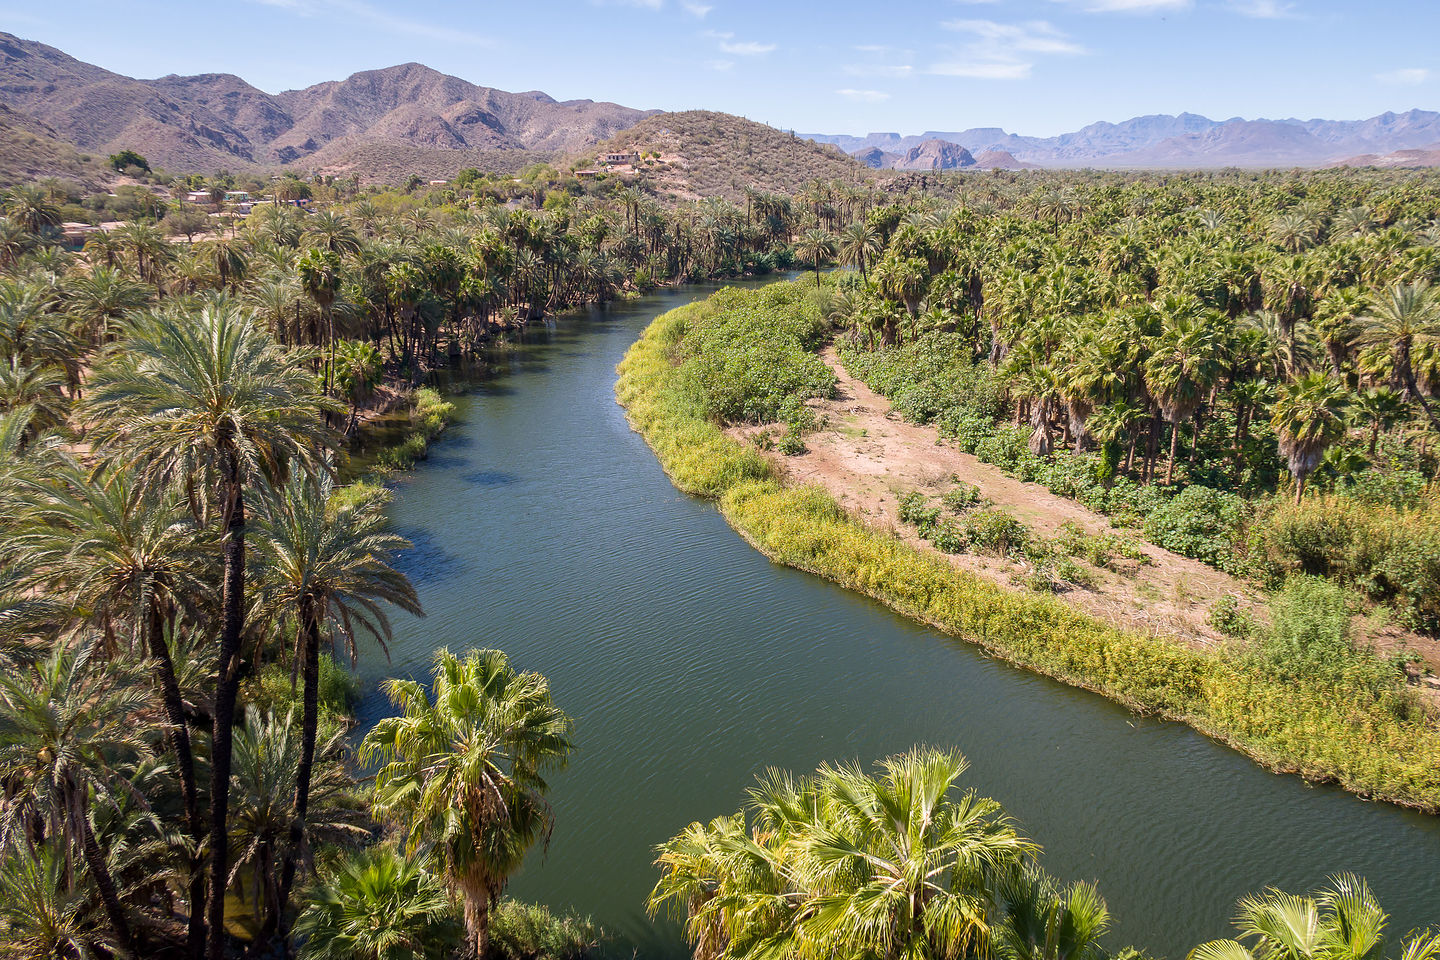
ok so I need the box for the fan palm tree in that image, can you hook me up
[254,473,421,927]
[650,748,1036,960]
[297,249,344,396]
[294,847,463,960]
[1359,282,1440,424]
[1271,372,1349,502]
[1352,387,1408,455]
[0,644,150,955]
[3,185,62,235]
[361,648,574,956]
[83,303,337,960]
[1144,303,1225,483]
[994,866,1111,960]
[1188,875,1438,960]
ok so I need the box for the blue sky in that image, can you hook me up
[3,0,1436,136]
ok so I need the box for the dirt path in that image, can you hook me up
[736,348,1270,648]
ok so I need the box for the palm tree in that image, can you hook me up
[1189,875,1439,960]
[1359,282,1440,424]
[839,220,879,282]
[294,847,463,960]
[361,648,574,956]
[65,267,152,349]
[3,185,62,236]
[83,303,337,960]
[994,866,1111,960]
[798,228,836,287]
[650,748,1036,960]
[1271,372,1349,503]
[228,708,368,946]
[0,840,122,960]
[254,473,421,928]
[297,249,344,396]
[0,644,149,955]
[1144,302,1225,483]
[1352,387,1408,455]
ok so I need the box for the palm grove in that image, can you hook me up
[0,157,1437,959]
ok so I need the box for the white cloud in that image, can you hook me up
[705,30,775,55]
[681,0,712,15]
[1049,0,1190,12]
[844,63,914,78]
[837,88,891,102]
[928,18,1081,80]
[1376,67,1431,85]
[1229,0,1299,17]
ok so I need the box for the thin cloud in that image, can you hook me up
[844,63,914,78]
[837,88,891,102]
[705,30,775,55]
[249,0,490,44]
[681,0,713,15]
[705,58,734,71]
[1376,67,1430,85]
[929,18,1081,80]
[1229,0,1300,17]
[1049,0,1191,12]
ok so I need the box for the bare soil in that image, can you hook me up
[733,348,1440,689]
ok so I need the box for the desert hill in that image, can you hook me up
[0,32,653,172]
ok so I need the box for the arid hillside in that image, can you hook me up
[0,32,653,172]
[593,111,872,200]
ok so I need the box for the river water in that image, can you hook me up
[356,279,1440,959]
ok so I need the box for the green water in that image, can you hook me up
[356,280,1440,959]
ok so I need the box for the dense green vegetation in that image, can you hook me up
[4,153,1440,959]
[615,280,1440,809]
[814,170,1440,637]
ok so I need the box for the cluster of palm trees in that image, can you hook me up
[652,749,1440,960]
[823,170,1440,500]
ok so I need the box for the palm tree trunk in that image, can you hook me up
[206,467,245,960]
[275,600,321,937]
[1165,421,1179,484]
[145,603,206,960]
[75,785,136,956]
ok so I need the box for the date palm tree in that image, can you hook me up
[65,267,152,349]
[798,228,836,287]
[83,303,337,960]
[839,220,879,282]
[254,473,421,928]
[1271,372,1349,503]
[0,840,122,960]
[1352,387,1407,455]
[361,648,573,957]
[0,644,149,956]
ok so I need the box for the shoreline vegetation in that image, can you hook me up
[615,280,1440,813]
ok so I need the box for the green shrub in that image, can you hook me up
[942,481,985,513]
[1207,596,1255,641]
[1143,485,1250,573]
[962,509,1031,558]
[489,900,601,960]
[777,429,807,456]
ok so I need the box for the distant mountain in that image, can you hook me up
[805,110,1440,169]
[892,139,975,171]
[0,32,654,172]
[0,101,104,184]
[1331,143,1440,169]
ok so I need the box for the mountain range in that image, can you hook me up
[804,111,1440,170]
[0,31,653,172]
[1,29,1439,181]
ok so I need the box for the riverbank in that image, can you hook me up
[615,287,1440,812]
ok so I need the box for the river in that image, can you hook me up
[355,279,1440,959]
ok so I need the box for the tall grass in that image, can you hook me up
[616,290,1440,812]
